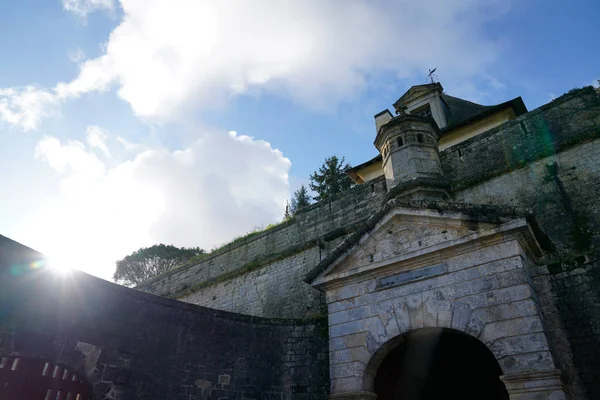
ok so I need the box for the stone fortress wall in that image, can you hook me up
[2,87,599,399]
[140,88,598,307]
[0,268,329,400]
[139,86,600,398]
[138,176,389,318]
[449,87,600,398]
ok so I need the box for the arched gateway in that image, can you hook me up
[366,328,508,400]
[307,202,570,400]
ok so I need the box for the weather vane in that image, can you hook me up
[427,67,438,84]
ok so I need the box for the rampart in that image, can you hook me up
[3,87,600,398]
[139,87,600,317]
[137,176,388,318]
[136,86,600,397]
[446,86,600,255]
[0,268,329,400]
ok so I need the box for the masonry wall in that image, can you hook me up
[137,178,387,318]
[140,88,600,317]
[132,87,600,396]
[0,269,329,400]
[324,238,557,394]
[446,87,600,399]
[446,87,600,253]
[541,253,600,399]
[179,247,324,318]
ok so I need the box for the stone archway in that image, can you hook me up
[365,328,508,400]
[312,205,571,400]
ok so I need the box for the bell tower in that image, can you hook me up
[374,112,448,199]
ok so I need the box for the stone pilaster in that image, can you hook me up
[500,370,568,399]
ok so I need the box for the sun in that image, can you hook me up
[46,256,74,276]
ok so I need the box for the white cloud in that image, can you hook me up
[116,136,139,151]
[68,48,86,63]
[35,135,105,179]
[0,86,59,131]
[55,0,509,120]
[86,125,111,157]
[63,0,116,18]
[55,55,115,99]
[29,127,290,280]
[0,0,510,130]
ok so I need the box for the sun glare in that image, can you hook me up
[47,257,74,276]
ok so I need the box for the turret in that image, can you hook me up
[374,114,448,199]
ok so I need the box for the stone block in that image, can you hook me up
[459,283,533,309]
[370,301,400,339]
[489,332,550,358]
[329,332,369,352]
[451,302,471,331]
[501,369,568,400]
[330,362,364,379]
[498,351,556,375]
[330,377,363,393]
[480,316,544,345]
[329,317,380,338]
[405,293,424,329]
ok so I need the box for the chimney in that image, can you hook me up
[374,110,393,133]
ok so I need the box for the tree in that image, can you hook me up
[289,185,312,215]
[309,155,355,201]
[113,244,205,287]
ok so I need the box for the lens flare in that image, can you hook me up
[29,260,45,269]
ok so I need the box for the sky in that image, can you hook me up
[1,0,598,281]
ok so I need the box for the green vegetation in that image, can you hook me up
[309,155,355,201]
[114,244,205,287]
[178,219,294,270]
[289,185,312,216]
[211,220,291,251]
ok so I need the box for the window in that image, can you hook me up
[412,104,432,118]
[397,137,403,147]
[416,134,424,143]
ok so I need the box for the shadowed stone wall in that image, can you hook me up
[0,269,329,400]
[448,87,600,398]
[448,87,600,253]
[0,234,45,271]
[179,247,326,318]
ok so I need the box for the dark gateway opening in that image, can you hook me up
[374,328,508,400]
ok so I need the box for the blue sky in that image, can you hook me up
[0,0,598,279]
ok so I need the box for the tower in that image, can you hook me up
[374,112,448,199]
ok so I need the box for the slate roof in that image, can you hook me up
[441,94,527,132]
[442,94,492,126]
